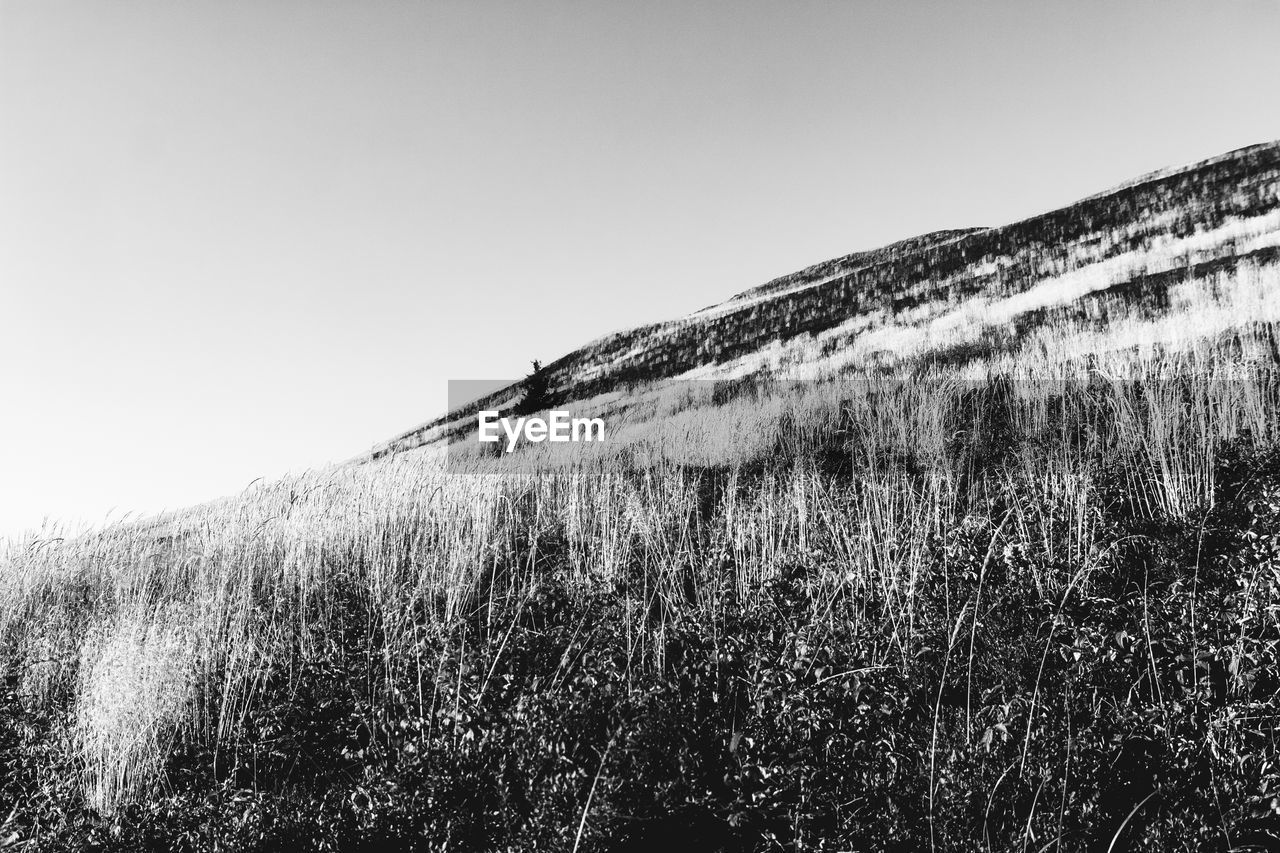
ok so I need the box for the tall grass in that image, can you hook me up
[2,262,1280,848]
[3,385,1277,817]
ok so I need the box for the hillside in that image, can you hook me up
[5,141,1280,852]
[370,140,1280,460]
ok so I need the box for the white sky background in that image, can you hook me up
[2,1,1280,539]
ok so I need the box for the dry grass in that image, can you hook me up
[2,260,1280,820]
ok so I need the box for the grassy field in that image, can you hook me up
[4,159,1280,849]
[6,303,1280,850]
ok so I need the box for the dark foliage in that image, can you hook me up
[7,441,1280,851]
[514,360,550,418]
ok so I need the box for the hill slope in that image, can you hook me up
[372,141,1280,458]
[7,142,1280,853]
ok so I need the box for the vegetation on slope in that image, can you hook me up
[3,145,1280,852]
[372,141,1280,459]
[6,342,1280,850]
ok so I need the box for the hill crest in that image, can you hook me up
[369,139,1280,460]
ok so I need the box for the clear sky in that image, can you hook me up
[2,1,1279,538]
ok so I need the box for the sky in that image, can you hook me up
[2,1,1279,539]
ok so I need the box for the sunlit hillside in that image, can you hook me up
[371,141,1280,460]
[3,142,1280,852]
